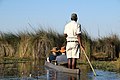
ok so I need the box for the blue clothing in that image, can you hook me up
[49,54,57,62]
[56,55,67,63]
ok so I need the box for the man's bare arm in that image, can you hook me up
[77,34,84,49]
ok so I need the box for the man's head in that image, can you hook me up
[71,13,78,21]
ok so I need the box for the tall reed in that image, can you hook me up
[92,34,120,60]
[0,28,65,60]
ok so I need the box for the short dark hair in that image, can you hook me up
[71,13,78,21]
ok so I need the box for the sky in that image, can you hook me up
[0,0,120,38]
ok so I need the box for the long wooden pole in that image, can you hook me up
[81,46,96,76]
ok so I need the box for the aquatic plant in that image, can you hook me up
[0,27,65,60]
[91,34,120,60]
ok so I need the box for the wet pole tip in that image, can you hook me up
[94,74,99,76]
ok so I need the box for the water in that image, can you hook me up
[88,70,120,80]
[0,61,120,80]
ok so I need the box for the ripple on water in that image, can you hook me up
[88,69,120,80]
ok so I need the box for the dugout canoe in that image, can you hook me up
[45,61,80,74]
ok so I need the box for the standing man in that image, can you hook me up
[64,13,82,69]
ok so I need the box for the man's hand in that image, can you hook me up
[80,44,85,51]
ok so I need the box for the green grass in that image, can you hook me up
[92,60,120,72]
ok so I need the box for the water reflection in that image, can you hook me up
[0,60,120,80]
[0,60,46,79]
[45,68,80,80]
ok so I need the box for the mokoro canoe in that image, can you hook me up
[45,61,80,74]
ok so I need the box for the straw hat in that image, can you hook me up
[50,47,59,52]
[59,46,66,53]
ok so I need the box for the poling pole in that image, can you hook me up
[81,46,96,76]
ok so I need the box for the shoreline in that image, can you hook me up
[77,58,120,73]
[92,59,120,72]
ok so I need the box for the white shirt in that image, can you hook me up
[64,21,81,41]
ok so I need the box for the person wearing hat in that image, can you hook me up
[56,46,67,64]
[64,13,83,69]
[47,47,59,63]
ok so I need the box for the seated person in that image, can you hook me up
[56,46,67,64]
[47,47,59,63]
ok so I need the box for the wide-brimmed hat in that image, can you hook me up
[59,46,66,53]
[50,47,59,52]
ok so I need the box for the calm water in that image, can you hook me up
[0,60,120,80]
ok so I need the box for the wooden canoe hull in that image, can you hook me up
[45,61,80,74]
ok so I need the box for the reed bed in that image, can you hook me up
[91,34,120,60]
[0,26,120,71]
[92,58,120,72]
[0,27,66,61]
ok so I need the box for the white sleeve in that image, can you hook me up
[64,25,67,34]
[77,24,81,34]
